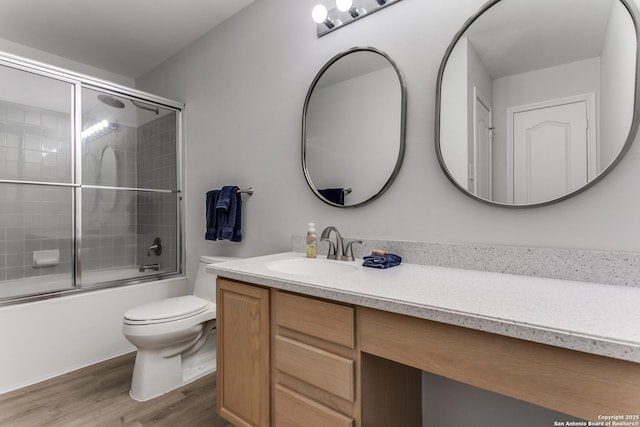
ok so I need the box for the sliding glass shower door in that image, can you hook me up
[0,63,76,298]
[0,57,182,303]
[80,88,179,287]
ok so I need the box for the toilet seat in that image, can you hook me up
[124,295,211,325]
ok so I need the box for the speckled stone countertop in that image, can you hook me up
[208,252,640,364]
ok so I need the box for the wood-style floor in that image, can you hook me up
[0,352,231,427]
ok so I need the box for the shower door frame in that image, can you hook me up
[0,52,185,305]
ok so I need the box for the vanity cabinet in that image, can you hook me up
[216,279,270,427]
[216,277,640,426]
[216,279,422,427]
[359,307,640,421]
[273,291,357,427]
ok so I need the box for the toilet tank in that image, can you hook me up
[194,255,240,303]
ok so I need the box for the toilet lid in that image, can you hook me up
[124,295,210,325]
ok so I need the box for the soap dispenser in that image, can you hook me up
[306,223,317,258]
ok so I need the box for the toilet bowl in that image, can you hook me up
[123,255,237,401]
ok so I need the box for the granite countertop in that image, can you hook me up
[208,252,640,363]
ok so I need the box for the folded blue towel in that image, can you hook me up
[204,190,220,241]
[217,186,242,242]
[216,185,235,211]
[362,254,402,269]
[318,188,345,205]
[204,186,243,242]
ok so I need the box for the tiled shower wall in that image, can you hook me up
[136,113,178,273]
[0,101,178,285]
[0,101,73,281]
[81,124,138,271]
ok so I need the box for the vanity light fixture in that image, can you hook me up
[336,0,364,18]
[312,0,403,37]
[312,4,336,29]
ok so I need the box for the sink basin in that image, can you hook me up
[267,258,358,276]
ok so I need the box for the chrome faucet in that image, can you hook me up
[342,239,362,261]
[147,237,163,257]
[320,226,343,260]
[320,226,362,261]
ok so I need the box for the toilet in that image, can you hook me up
[122,255,237,401]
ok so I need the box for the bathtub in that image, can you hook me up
[0,274,188,394]
[0,267,172,300]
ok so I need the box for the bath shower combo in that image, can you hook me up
[0,52,184,304]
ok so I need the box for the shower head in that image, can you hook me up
[97,94,159,115]
[131,99,160,115]
[97,94,125,109]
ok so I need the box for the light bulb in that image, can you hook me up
[336,0,353,12]
[312,4,328,23]
[100,119,109,129]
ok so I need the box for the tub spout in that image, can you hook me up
[139,263,160,272]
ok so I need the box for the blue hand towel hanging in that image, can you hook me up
[216,185,242,242]
[318,188,345,205]
[204,190,220,241]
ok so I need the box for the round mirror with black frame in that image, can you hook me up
[303,47,406,208]
[436,0,640,207]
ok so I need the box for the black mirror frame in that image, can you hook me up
[434,0,640,208]
[302,46,407,208]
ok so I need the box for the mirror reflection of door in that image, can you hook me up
[436,0,638,207]
[473,87,493,200]
[508,94,595,204]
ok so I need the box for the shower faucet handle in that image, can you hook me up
[147,237,163,257]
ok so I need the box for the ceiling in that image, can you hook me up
[464,0,615,79]
[0,0,255,79]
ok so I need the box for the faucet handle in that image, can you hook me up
[147,237,163,257]
[341,240,362,261]
[321,238,338,260]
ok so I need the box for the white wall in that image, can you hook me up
[439,37,469,186]
[600,0,637,170]
[0,278,188,393]
[137,0,640,289]
[306,66,401,204]
[491,57,601,202]
[466,41,493,191]
[438,38,493,193]
[0,38,134,87]
[466,43,492,109]
[421,370,583,425]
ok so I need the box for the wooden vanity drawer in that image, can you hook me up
[275,384,354,427]
[275,291,354,348]
[275,335,355,402]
